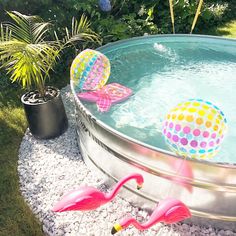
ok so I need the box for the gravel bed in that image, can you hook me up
[18,85,236,236]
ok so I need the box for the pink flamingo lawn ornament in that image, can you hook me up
[52,173,144,212]
[111,198,191,234]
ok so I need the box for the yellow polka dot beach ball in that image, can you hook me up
[162,99,227,159]
[70,49,110,91]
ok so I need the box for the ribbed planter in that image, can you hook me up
[21,87,68,139]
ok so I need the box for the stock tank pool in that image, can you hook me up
[71,35,236,230]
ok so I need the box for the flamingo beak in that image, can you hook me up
[137,184,143,190]
[111,223,122,234]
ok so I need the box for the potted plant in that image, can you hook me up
[0,11,100,139]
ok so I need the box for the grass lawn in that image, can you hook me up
[0,82,44,236]
[0,23,236,235]
[216,20,236,38]
[0,71,68,235]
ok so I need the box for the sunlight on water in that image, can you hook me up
[81,37,236,164]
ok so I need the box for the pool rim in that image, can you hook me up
[71,34,236,168]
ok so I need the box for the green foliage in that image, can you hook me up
[0,0,232,41]
[0,11,99,98]
[152,0,229,34]
[0,0,160,43]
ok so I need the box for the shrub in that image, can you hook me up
[0,0,232,40]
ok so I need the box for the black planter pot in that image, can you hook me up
[21,87,68,139]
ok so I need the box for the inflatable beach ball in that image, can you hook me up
[162,99,227,159]
[70,49,110,91]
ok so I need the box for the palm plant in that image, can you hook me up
[0,11,100,139]
[0,11,100,99]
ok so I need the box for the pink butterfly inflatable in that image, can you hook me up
[78,83,132,112]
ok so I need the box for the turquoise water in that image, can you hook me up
[80,36,236,164]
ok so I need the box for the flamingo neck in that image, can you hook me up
[105,174,143,201]
[121,208,165,230]
[121,218,152,230]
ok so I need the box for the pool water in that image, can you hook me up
[79,36,236,164]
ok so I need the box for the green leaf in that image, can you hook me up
[63,14,101,45]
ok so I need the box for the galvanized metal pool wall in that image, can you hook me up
[71,35,236,231]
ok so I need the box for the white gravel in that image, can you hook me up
[18,85,236,236]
